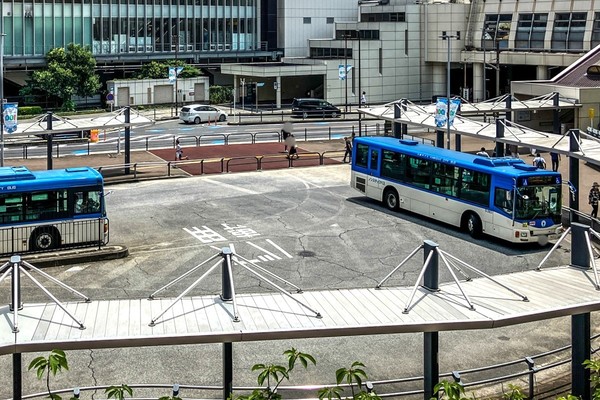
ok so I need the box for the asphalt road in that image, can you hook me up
[0,164,595,399]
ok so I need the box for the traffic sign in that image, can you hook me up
[106,92,114,104]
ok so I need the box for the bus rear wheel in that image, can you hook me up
[30,227,60,251]
[465,213,482,238]
[383,188,399,211]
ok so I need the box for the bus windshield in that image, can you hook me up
[514,184,561,220]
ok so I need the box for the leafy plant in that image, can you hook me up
[585,358,600,400]
[231,348,316,400]
[502,384,526,400]
[556,395,580,400]
[158,396,182,400]
[209,85,233,104]
[432,380,470,400]
[28,349,69,400]
[105,384,133,399]
[318,361,380,400]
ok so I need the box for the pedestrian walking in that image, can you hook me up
[550,152,560,172]
[175,139,189,161]
[590,182,600,219]
[343,135,353,163]
[476,147,490,158]
[285,133,298,159]
[533,153,546,169]
[281,122,293,152]
[360,91,367,107]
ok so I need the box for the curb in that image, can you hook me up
[2,245,130,268]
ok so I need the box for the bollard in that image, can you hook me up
[221,247,233,301]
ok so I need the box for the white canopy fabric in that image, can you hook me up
[359,94,600,167]
[11,108,155,137]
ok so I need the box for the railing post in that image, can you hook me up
[525,357,535,400]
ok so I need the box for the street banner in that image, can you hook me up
[168,67,184,83]
[338,64,353,80]
[434,97,461,128]
[2,103,18,134]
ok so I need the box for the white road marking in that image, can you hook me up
[246,241,282,260]
[265,239,293,258]
[202,178,259,195]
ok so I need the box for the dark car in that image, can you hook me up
[291,98,341,119]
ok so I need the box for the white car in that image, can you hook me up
[179,104,227,124]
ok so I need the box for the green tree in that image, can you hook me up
[20,44,101,111]
[27,349,69,400]
[136,60,202,79]
[209,85,233,104]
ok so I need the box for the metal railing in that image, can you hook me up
[14,334,600,400]
[0,218,109,257]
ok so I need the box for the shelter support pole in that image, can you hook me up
[46,111,53,170]
[495,118,505,157]
[13,352,21,400]
[124,106,131,175]
[569,129,580,222]
[423,240,439,400]
[436,130,444,148]
[570,223,591,400]
[401,99,408,138]
[221,247,233,301]
[393,102,402,139]
[223,342,233,400]
[455,133,461,152]
[553,92,561,135]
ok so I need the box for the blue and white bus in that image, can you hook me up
[0,166,109,254]
[351,137,562,244]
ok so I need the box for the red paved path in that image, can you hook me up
[150,142,343,175]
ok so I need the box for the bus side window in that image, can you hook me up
[370,149,379,170]
[355,143,369,167]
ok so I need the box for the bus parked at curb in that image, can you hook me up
[350,137,562,244]
[0,166,109,255]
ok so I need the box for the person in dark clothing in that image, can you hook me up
[281,122,293,152]
[550,152,560,172]
[590,182,600,219]
[343,136,353,163]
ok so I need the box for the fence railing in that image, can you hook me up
[15,334,600,400]
[0,218,109,257]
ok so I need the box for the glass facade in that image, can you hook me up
[515,13,548,50]
[551,12,587,51]
[482,14,512,51]
[592,12,600,49]
[2,0,258,57]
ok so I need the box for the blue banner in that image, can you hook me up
[338,64,352,80]
[168,67,184,83]
[2,103,18,134]
[434,97,461,128]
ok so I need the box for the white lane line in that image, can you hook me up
[246,242,282,260]
[265,239,293,258]
[202,178,259,195]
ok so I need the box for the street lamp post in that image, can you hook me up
[357,29,362,136]
[440,31,460,150]
[174,35,179,116]
[0,32,5,167]
[482,24,488,102]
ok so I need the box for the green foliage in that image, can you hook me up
[18,106,44,116]
[556,395,580,400]
[432,380,470,400]
[585,358,600,400]
[158,396,182,400]
[502,384,526,400]
[318,361,380,400]
[28,349,69,400]
[136,60,202,79]
[105,384,134,399]
[231,348,316,400]
[209,85,233,104]
[19,44,101,111]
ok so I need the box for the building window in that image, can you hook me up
[326,17,334,24]
[303,17,311,24]
[378,47,382,74]
[361,12,405,22]
[482,14,512,51]
[552,12,587,51]
[593,13,600,48]
[309,47,352,59]
[515,13,548,50]
[335,30,379,40]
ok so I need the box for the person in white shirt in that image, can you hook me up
[476,147,490,158]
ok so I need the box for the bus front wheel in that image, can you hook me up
[465,213,482,238]
[383,188,399,211]
[30,227,60,251]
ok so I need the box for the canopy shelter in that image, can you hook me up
[358,93,600,166]
[10,107,155,138]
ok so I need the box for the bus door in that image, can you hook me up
[365,148,384,200]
